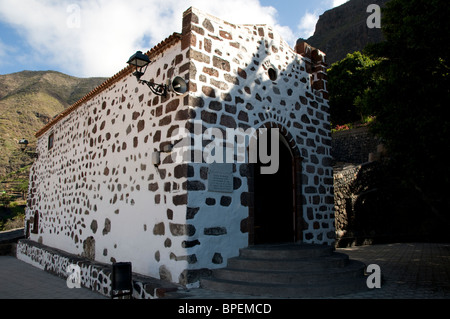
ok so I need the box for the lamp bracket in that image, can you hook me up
[138,79,167,97]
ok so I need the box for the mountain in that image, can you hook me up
[306,0,390,66]
[0,71,106,177]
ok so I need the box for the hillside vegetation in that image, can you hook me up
[0,70,106,177]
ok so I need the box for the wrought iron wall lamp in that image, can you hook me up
[127,51,168,96]
[127,51,188,97]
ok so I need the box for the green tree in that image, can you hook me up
[14,179,29,200]
[0,192,12,208]
[363,0,450,218]
[327,51,380,126]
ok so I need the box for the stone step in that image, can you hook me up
[227,252,350,272]
[200,244,368,298]
[212,259,365,285]
[239,244,334,259]
[201,275,369,298]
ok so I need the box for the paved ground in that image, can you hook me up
[0,255,107,299]
[334,242,450,299]
[1,242,449,299]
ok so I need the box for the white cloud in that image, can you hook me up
[297,11,319,39]
[295,0,350,39]
[0,0,294,77]
[332,0,350,8]
[188,0,295,44]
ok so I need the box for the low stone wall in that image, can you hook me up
[333,159,449,246]
[0,228,25,256]
[16,239,180,299]
[331,126,380,164]
[334,162,381,247]
[0,228,25,244]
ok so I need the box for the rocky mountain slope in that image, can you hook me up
[0,71,106,177]
[306,0,389,66]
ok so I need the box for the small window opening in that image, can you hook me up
[268,68,278,81]
[31,212,39,234]
[48,133,54,150]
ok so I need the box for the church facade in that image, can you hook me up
[24,7,333,286]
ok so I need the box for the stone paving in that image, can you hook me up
[333,242,450,299]
[0,255,106,299]
[0,242,449,299]
[169,242,450,299]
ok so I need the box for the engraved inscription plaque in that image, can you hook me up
[208,163,233,193]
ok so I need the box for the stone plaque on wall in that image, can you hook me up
[208,163,233,193]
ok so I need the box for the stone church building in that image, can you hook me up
[23,7,333,287]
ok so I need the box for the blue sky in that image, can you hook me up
[0,0,348,78]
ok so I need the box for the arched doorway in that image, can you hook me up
[249,126,302,245]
